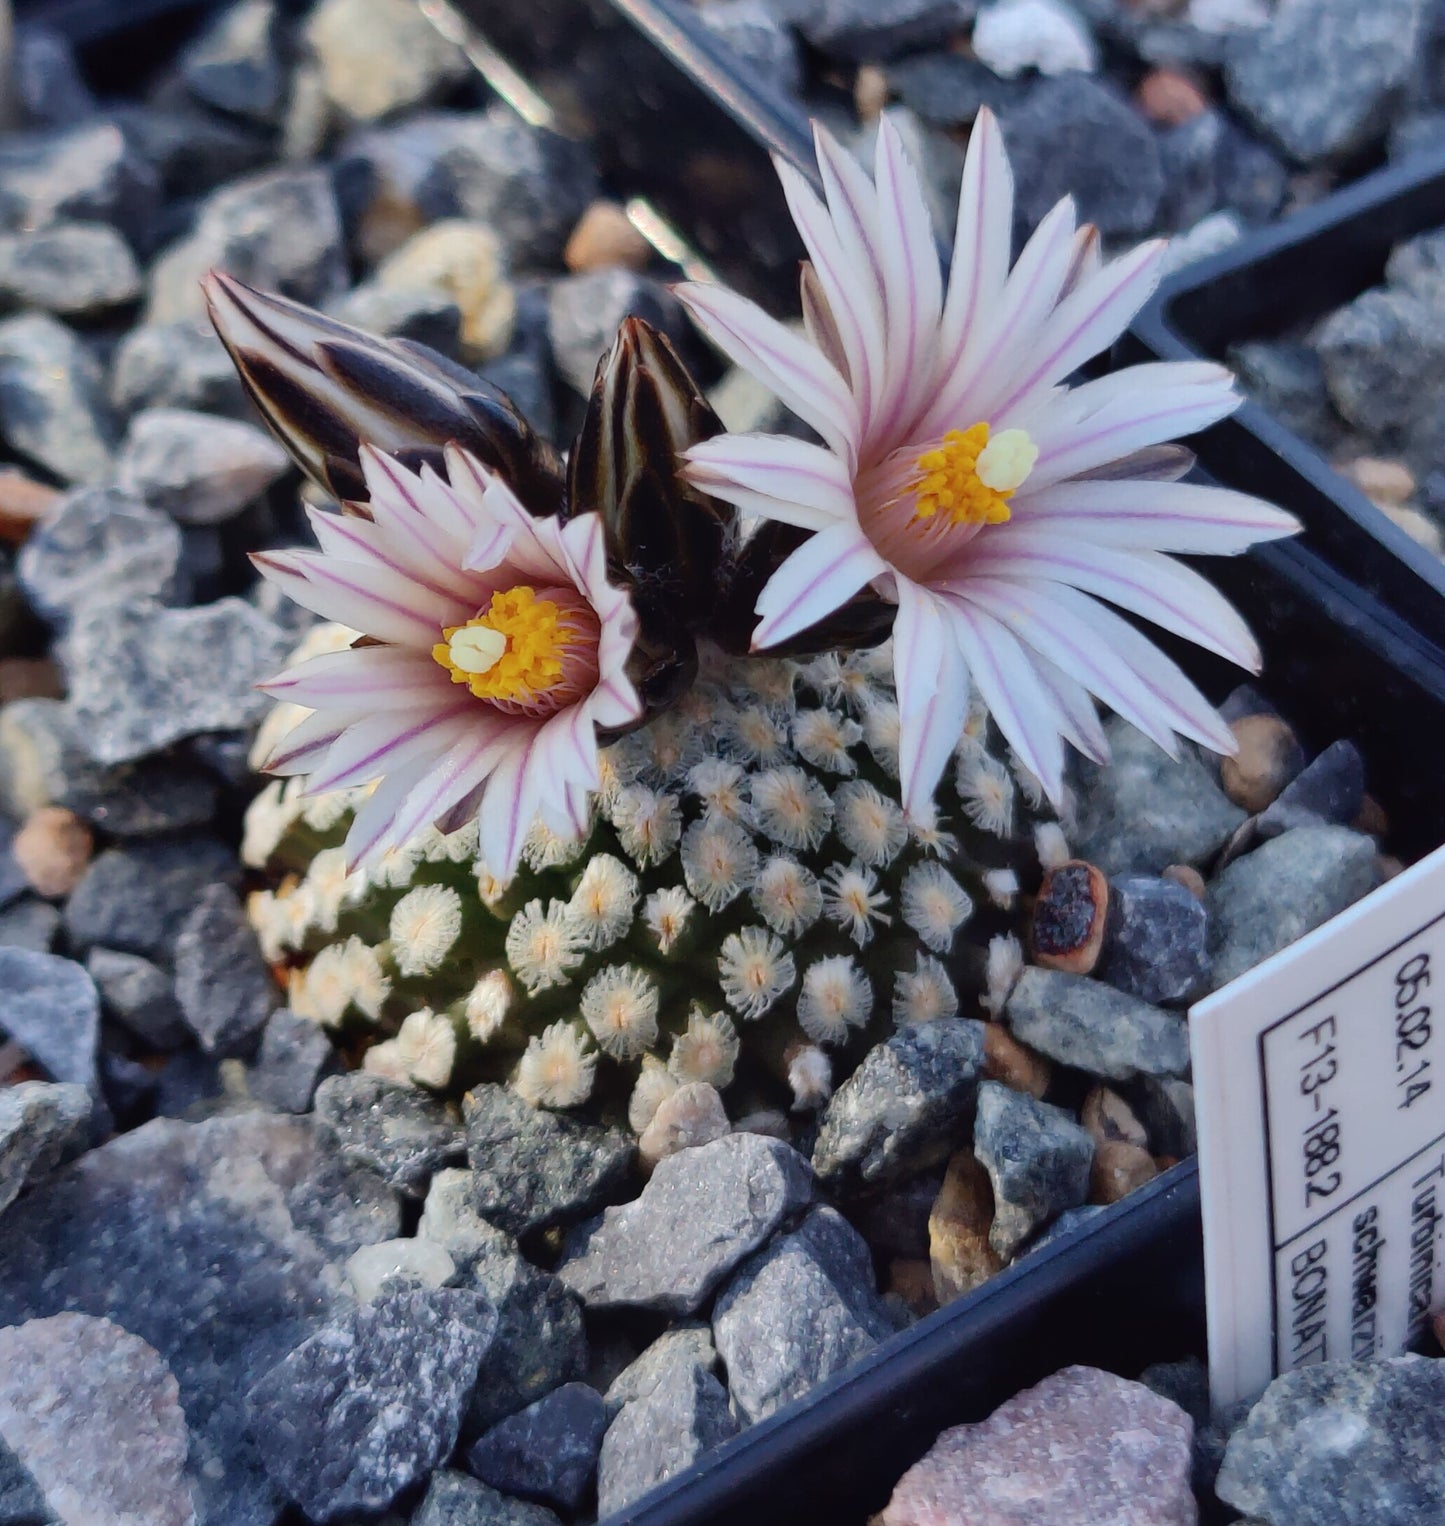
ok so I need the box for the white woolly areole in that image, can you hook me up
[465,969,513,1042]
[389,884,464,977]
[788,1045,833,1110]
[749,765,834,851]
[291,941,355,1028]
[792,707,863,775]
[304,846,362,936]
[797,955,872,1047]
[725,703,790,765]
[643,885,696,955]
[983,932,1026,1015]
[862,700,902,777]
[834,779,908,867]
[580,964,661,1059]
[505,898,587,994]
[686,758,754,825]
[983,867,1020,909]
[523,819,588,871]
[821,861,892,947]
[752,856,824,938]
[958,753,1016,838]
[366,1008,456,1089]
[681,816,760,912]
[515,1021,596,1109]
[629,1057,680,1133]
[569,854,639,950]
[242,779,300,868]
[718,926,796,1020]
[1034,821,1071,870]
[901,861,974,954]
[611,784,683,867]
[893,954,960,1025]
[669,1006,741,1088]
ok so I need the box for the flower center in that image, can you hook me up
[433,585,581,704]
[909,423,1038,527]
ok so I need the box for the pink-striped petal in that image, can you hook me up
[684,433,857,532]
[1030,650,1110,764]
[384,715,520,850]
[306,703,473,796]
[892,580,970,818]
[442,446,570,585]
[751,521,889,652]
[305,504,481,607]
[477,727,544,880]
[259,707,354,775]
[344,766,426,869]
[252,549,456,648]
[361,446,475,556]
[259,645,456,709]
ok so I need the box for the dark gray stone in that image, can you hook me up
[1224,0,1428,165]
[87,947,189,1049]
[884,50,1027,127]
[1215,1355,1445,1524]
[0,1082,91,1217]
[769,0,975,61]
[695,0,802,93]
[0,223,140,317]
[597,1359,739,1518]
[14,25,96,129]
[0,122,160,249]
[147,167,347,325]
[972,1080,1095,1258]
[1001,75,1164,238]
[0,817,23,911]
[1006,965,1190,1079]
[1206,826,1382,990]
[112,102,273,204]
[151,1047,227,1121]
[117,408,290,526]
[110,319,251,420]
[247,1286,495,1522]
[16,488,186,631]
[1387,227,1445,309]
[811,1018,987,1191]
[0,312,116,484]
[0,1432,54,1525]
[1228,339,1336,451]
[61,597,292,767]
[0,1113,402,1526]
[1126,1074,1197,1158]
[466,1382,606,1513]
[0,950,99,1095]
[316,1072,466,1195]
[547,269,687,396]
[1257,740,1365,838]
[0,899,60,953]
[1141,1355,1243,1504]
[180,0,286,125]
[328,282,464,356]
[1022,1203,1107,1255]
[63,836,239,961]
[173,885,276,1058]
[1099,875,1210,1006]
[464,1083,634,1236]
[603,1325,717,1417]
[557,1133,812,1316]
[1157,110,1286,233]
[1391,111,1445,163]
[1315,286,1445,439]
[414,1471,561,1526]
[248,1009,342,1113]
[712,1205,893,1423]
[1074,717,1247,875]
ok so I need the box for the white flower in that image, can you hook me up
[718,926,796,1020]
[642,885,696,955]
[833,779,907,867]
[900,861,973,953]
[680,111,1298,818]
[792,706,863,774]
[504,898,587,994]
[464,968,513,1042]
[957,752,1015,837]
[749,765,834,851]
[893,953,959,1024]
[982,931,1025,1015]
[515,1021,596,1109]
[366,1008,456,1089]
[611,784,683,867]
[580,964,660,1059]
[752,856,824,938]
[821,860,891,947]
[389,883,463,976]
[629,1056,680,1133]
[787,1044,833,1110]
[681,816,760,912]
[797,955,872,1046]
[1034,820,1071,870]
[669,1006,741,1088]
[686,758,755,825]
[569,854,639,950]
[250,440,641,879]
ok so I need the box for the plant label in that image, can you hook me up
[1191,841,1445,1410]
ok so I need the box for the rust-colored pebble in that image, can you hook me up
[887,1258,939,1319]
[564,200,652,273]
[13,806,94,899]
[1161,863,1207,900]
[1221,712,1304,813]
[1031,860,1109,974]
[1081,1085,1148,1151]
[0,657,64,703]
[0,468,59,544]
[983,1022,1052,1100]
[929,1150,1005,1305]
[1136,68,1208,126]
[854,64,890,121]
[1090,1140,1160,1205]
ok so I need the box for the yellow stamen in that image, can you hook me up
[432,585,575,701]
[909,422,1036,527]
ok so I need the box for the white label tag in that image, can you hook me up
[1191,841,1445,1411]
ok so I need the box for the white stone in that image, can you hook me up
[346,1236,456,1302]
[1160,211,1244,276]
[1187,0,1271,34]
[972,0,1097,80]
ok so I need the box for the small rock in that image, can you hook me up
[696,0,803,95]
[414,1472,562,1526]
[1024,1203,1107,1255]
[851,1167,946,1260]
[884,51,1026,127]
[247,1286,496,1522]
[880,1365,1195,1525]
[61,597,292,766]
[1229,338,1334,450]
[1223,0,1428,165]
[558,1132,812,1315]
[315,1072,466,1195]
[378,220,516,358]
[247,1008,342,1112]
[564,200,652,272]
[811,1018,987,1192]
[347,1236,457,1300]
[1137,67,1209,125]
[1256,740,1365,838]
[1206,826,1382,990]
[973,1081,1094,1258]
[1221,713,1306,813]
[0,899,60,953]
[596,1360,739,1518]
[418,1167,514,1273]
[0,818,24,912]
[0,223,140,317]
[603,1325,717,1415]
[929,1149,1003,1305]
[1157,108,1285,234]
[1074,717,1247,875]
[1080,1085,1148,1151]
[306,0,468,122]
[1031,860,1109,974]
[0,1315,193,1526]
[146,166,347,325]
[115,102,272,205]
[466,1383,607,1513]
[0,122,159,249]
[172,885,276,1058]
[1338,455,1417,507]
[1216,1355,1445,1524]
[11,806,89,900]
[1317,288,1445,441]
[0,1082,90,1217]
[982,1021,1052,1098]
[0,1431,52,1524]
[1098,874,1211,1006]
[1159,212,1244,276]
[464,1083,634,1236]
[110,319,250,420]
[117,408,290,526]
[972,0,1098,78]
[87,947,189,1049]
[0,949,98,1094]
[13,25,96,128]
[1128,1074,1197,1157]
[775,0,974,61]
[1006,966,1191,1079]
[329,281,464,355]
[713,1205,894,1422]
[638,1081,730,1171]
[1090,1139,1159,1203]
[179,0,286,125]
[547,268,686,395]
[0,469,57,544]
[1001,75,1164,238]
[0,312,116,484]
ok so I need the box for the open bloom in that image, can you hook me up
[681,110,1300,813]
[253,444,641,877]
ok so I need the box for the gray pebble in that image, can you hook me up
[110,319,251,421]
[973,1080,1095,1258]
[558,1133,812,1316]
[179,0,287,126]
[0,121,159,249]
[13,25,96,129]
[885,50,1027,127]
[1256,740,1365,839]
[414,1471,561,1526]
[0,1430,52,1524]
[604,1324,717,1417]
[1315,286,1445,440]
[247,1009,343,1113]
[0,899,60,953]
[328,282,464,356]
[0,949,99,1096]
[466,1382,607,1513]
[0,223,140,317]
[1098,875,1210,1006]
[0,1082,91,1218]
[173,885,277,1058]
[315,1072,466,1195]
[117,408,290,526]
[1006,965,1191,1080]
[769,0,973,62]
[0,312,116,484]
[696,0,802,93]
[547,269,686,396]
[87,947,189,1049]
[1227,339,1336,452]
